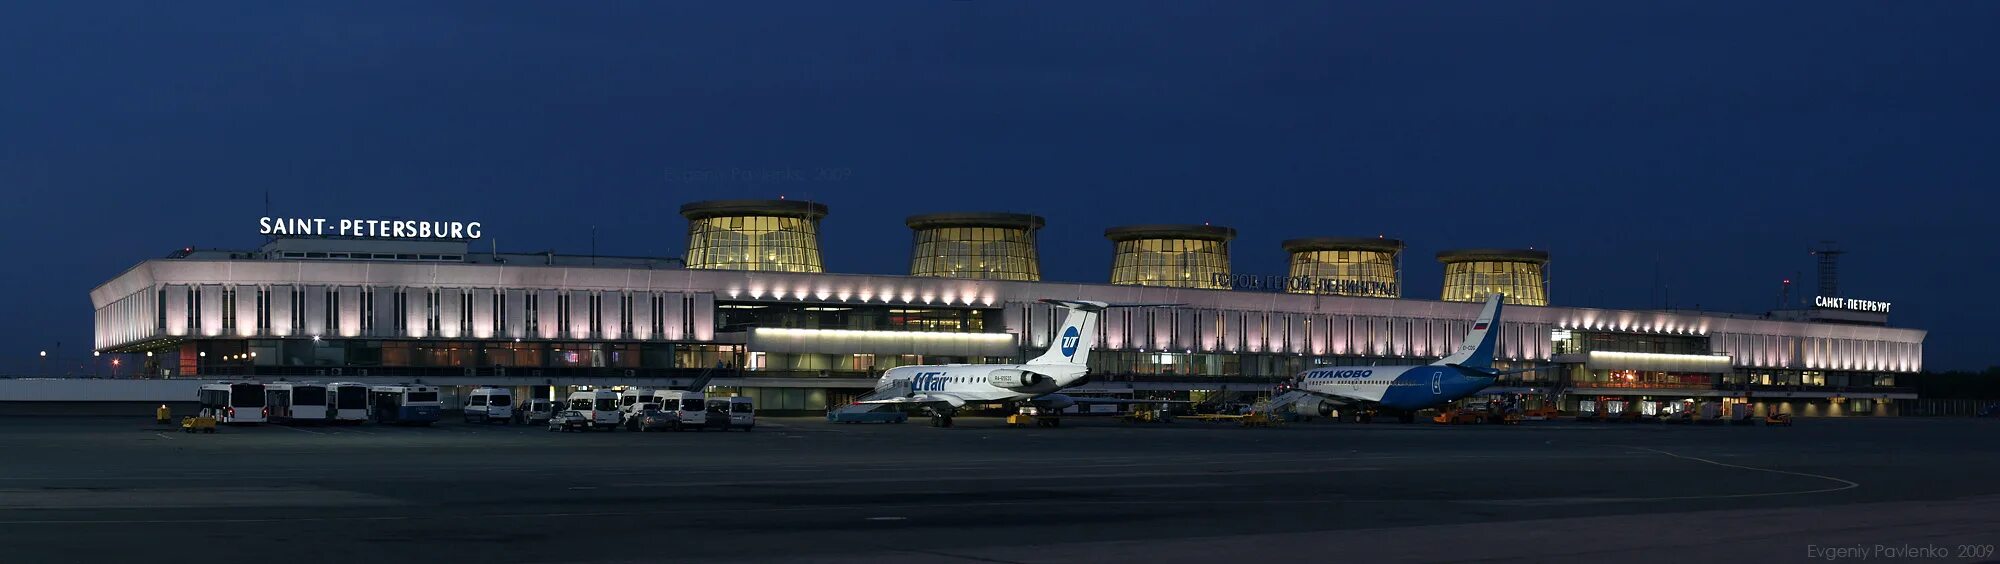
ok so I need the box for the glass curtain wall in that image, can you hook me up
[1442,261,1548,306]
[1288,250,1398,297]
[685,216,824,272]
[910,226,1040,281]
[1110,239,1230,289]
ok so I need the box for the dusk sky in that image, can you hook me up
[3,2,1995,373]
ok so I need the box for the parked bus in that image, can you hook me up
[369,384,442,426]
[327,382,371,424]
[566,390,621,430]
[464,386,514,424]
[264,382,330,424]
[197,382,268,424]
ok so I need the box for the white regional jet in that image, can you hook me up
[1277,293,1546,423]
[847,299,1146,427]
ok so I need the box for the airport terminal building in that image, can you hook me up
[89,201,1925,416]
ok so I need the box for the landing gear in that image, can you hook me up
[926,407,957,428]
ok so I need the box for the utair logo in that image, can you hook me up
[1059,326,1081,358]
[909,372,948,393]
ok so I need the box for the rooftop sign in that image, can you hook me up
[259,217,483,240]
[1814,295,1891,314]
[1214,273,1396,295]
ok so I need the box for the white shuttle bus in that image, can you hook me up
[618,387,657,420]
[655,390,708,431]
[264,382,330,424]
[327,382,371,424]
[726,396,756,431]
[198,382,268,424]
[567,390,621,430]
[464,387,514,424]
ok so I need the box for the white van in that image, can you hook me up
[653,390,707,431]
[465,387,515,424]
[567,390,622,430]
[726,396,756,431]
[618,387,657,420]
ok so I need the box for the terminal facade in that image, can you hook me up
[90,201,1925,416]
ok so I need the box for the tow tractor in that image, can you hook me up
[180,415,217,434]
[1765,413,1794,427]
[1006,406,1062,428]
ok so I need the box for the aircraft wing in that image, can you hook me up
[855,393,968,408]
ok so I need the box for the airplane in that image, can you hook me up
[845,299,1164,427]
[1277,293,1543,423]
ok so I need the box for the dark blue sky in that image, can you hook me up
[3,2,1994,373]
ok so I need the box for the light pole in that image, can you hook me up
[93,351,101,378]
[39,350,47,377]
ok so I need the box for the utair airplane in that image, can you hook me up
[1278,293,1540,423]
[845,299,1159,427]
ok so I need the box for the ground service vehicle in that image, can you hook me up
[567,390,621,430]
[181,415,217,433]
[264,382,330,424]
[370,385,442,425]
[328,382,371,423]
[464,387,514,424]
[198,382,268,424]
[548,410,590,432]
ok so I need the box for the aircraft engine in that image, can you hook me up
[987,369,1053,391]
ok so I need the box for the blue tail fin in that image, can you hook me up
[1435,294,1504,369]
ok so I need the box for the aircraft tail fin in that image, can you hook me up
[1027,300,1104,367]
[1435,294,1504,369]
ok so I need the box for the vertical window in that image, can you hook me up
[556,293,568,338]
[525,293,539,334]
[651,293,664,337]
[291,289,304,333]
[392,289,407,333]
[493,291,505,335]
[588,292,600,338]
[426,290,440,334]
[460,291,473,335]
[621,294,634,335]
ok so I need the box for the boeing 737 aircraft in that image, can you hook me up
[1279,293,1536,423]
[846,299,1147,427]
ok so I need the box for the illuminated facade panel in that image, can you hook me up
[1438,249,1550,306]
